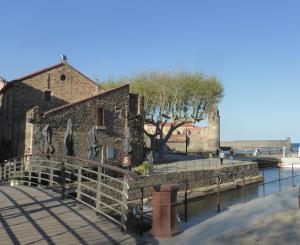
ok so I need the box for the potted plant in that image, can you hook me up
[134,162,154,176]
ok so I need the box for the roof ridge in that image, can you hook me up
[43,83,129,117]
[10,63,64,82]
[9,62,101,87]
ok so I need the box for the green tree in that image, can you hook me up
[100,71,224,158]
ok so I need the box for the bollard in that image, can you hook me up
[151,184,180,238]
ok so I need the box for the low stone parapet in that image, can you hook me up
[128,162,262,201]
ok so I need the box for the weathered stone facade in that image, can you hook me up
[127,162,261,200]
[100,162,261,201]
[27,85,143,165]
[0,61,144,165]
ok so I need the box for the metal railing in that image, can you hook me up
[129,164,300,235]
[0,154,137,232]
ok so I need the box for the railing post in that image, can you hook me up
[28,167,32,187]
[262,169,265,197]
[28,156,32,187]
[20,158,24,185]
[278,167,281,192]
[292,164,295,187]
[298,185,300,209]
[242,173,245,203]
[139,187,144,235]
[121,175,129,232]
[0,165,2,182]
[60,162,65,199]
[184,180,188,221]
[8,161,11,180]
[77,165,82,202]
[4,164,7,183]
[13,159,16,178]
[96,165,102,212]
[38,160,42,187]
[49,167,54,187]
[13,159,17,186]
[217,176,220,212]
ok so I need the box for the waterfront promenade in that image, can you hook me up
[158,186,300,245]
[153,158,252,173]
[0,186,141,245]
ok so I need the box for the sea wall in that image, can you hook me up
[127,162,262,200]
[221,139,291,150]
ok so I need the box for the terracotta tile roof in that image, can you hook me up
[168,134,187,142]
[43,84,129,117]
[145,122,204,130]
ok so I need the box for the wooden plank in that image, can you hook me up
[0,186,140,245]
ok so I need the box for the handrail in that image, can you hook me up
[4,154,138,181]
[0,154,135,232]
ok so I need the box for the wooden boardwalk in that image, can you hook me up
[0,185,143,245]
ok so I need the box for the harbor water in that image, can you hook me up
[178,167,300,220]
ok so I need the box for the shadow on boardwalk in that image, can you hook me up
[0,185,147,245]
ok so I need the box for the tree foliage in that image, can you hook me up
[100,71,224,157]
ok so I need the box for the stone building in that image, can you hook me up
[0,59,144,165]
[144,106,220,153]
[0,77,7,91]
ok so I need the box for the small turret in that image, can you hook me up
[207,105,220,151]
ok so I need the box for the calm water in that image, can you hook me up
[233,142,300,154]
[178,167,300,220]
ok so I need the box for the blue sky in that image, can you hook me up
[1,0,300,141]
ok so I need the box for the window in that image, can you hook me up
[107,147,115,160]
[129,94,138,114]
[60,74,66,81]
[44,91,51,101]
[97,107,104,127]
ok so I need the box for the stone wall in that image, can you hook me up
[9,63,100,117]
[167,134,210,153]
[127,163,261,200]
[128,94,144,164]
[29,85,144,165]
[0,62,101,158]
[221,139,291,150]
